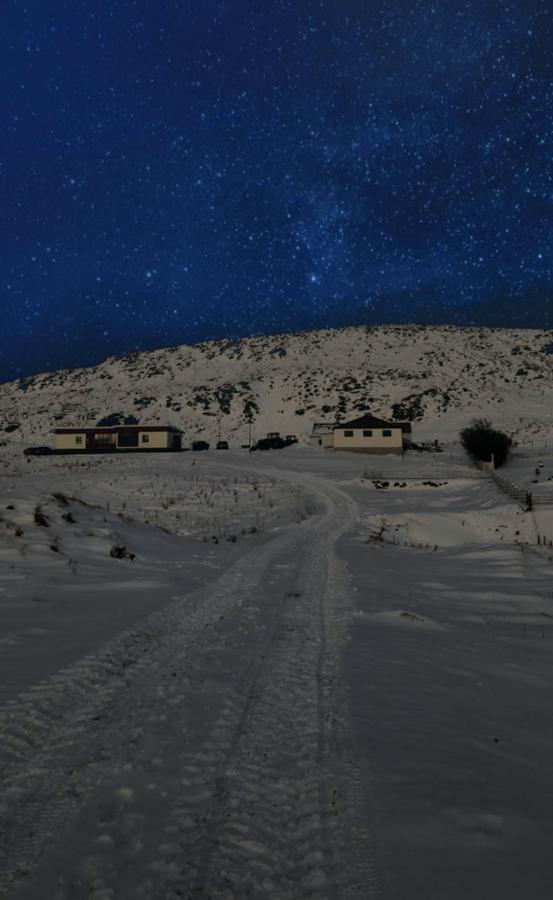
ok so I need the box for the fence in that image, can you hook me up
[527,486,553,507]
[489,470,531,510]
[363,469,486,482]
[362,462,548,513]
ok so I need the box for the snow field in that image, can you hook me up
[2,445,553,897]
[2,449,311,542]
[359,479,535,549]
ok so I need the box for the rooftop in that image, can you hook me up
[53,425,182,434]
[334,414,409,431]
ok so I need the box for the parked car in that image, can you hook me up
[254,436,286,451]
[267,432,280,439]
[284,434,298,445]
[23,446,53,456]
[192,440,209,451]
[216,440,229,450]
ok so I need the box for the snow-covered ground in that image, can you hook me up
[2,443,553,898]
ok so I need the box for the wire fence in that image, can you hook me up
[528,487,553,507]
[489,470,531,510]
[362,468,486,481]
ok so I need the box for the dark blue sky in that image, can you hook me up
[1,0,552,381]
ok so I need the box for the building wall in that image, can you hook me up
[309,432,334,448]
[130,430,171,449]
[54,430,178,451]
[54,432,87,450]
[333,427,403,453]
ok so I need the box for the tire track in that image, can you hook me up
[0,521,315,897]
[2,468,388,899]
[184,475,386,900]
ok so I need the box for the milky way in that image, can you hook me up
[1,0,552,380]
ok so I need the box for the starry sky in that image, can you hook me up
[1,0,552,381]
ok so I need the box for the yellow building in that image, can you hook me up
[333,414,410,454]
[53,425,182,452]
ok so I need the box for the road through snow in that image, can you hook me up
[0,468,384,899]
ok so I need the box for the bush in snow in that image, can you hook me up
[110,545,135,560]
[460,418,512,468]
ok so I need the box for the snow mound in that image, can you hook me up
[354,609,448,631]
[364,506,531,548]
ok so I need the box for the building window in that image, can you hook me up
[382,429,392,436]
[363,430,373,437]
[344,430,354,437]
[75,436,83,445]
[94,432,116,445]
[141,433,150,443]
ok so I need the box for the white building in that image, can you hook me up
[333,414,410,454]
[309,423,335,448]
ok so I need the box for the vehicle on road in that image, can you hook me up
[253,436,286,450]
[216,440,229,450]
[192,441,210,451]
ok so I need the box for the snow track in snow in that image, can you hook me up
[0,472,385,899]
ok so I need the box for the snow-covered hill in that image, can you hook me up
[2,324,553,446]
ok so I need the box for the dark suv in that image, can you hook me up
[254,436,286,451]
[216,440,229,449]
[192,440,209,451]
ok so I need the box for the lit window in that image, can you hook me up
[94,432,116,445]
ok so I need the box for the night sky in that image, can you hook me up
[2,1,552,382]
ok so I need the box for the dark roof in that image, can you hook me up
[54,425,182,434]
[333,414,404,430]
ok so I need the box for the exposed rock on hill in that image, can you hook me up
[2,324,553,445]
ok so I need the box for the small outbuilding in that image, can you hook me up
[309,423,335,448]
[53,425,183,453]
[333,414,410,454]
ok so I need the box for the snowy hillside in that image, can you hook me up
[2,324,553,446]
